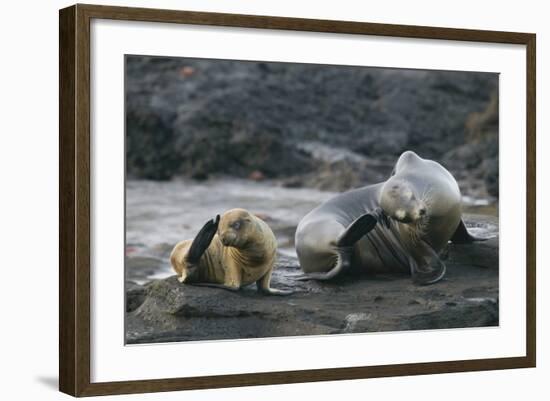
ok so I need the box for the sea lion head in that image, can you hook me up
[380,176,427,224]
[218,208,259,248]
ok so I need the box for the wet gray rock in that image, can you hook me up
[125,255,165,284]
[126,281,148,313]
[126,215,499,344]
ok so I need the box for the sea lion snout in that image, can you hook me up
[381,178,428,224]
[220,231,238,247]
[392,201,427,223]
[217,208,254,248]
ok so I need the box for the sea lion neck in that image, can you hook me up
[227,245,270,267]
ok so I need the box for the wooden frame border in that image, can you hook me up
[59,3,536,397]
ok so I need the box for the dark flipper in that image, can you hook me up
[298,213,378,281]
[374,207,391,228]
[450,219,482,244]
[186,215,220,264]
[409,240,446,285]
[337,214,377,247]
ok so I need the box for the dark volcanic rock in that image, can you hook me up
[125,281,147,313]
[442,94,499,197]
[125,56,498,195]
[125,215,499,344]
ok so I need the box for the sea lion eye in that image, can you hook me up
[231,221,242,230]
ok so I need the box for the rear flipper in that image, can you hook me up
[257,270,293,295]
[297,214,377,281]
[409,240,446,285]
[258,287,293,296]
[186,215,220,265]
[450,219,485,243]
[295,247,353,281]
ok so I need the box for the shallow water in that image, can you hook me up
[126,179,337,283]
[126,178,497,283]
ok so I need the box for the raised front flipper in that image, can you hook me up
[186,215,220,264]
[297,214,377,281]
[337,214,377,247]
[450,219,484,243]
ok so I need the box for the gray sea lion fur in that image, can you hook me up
[295,150,472,285]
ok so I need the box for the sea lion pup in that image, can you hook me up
[295,150,478,285]
[170,208,292,295]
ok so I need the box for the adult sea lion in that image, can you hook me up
[170,208,291,295]
[295,151,477,284]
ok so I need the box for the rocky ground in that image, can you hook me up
[125,215,498,344]
[124,56,500,344]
